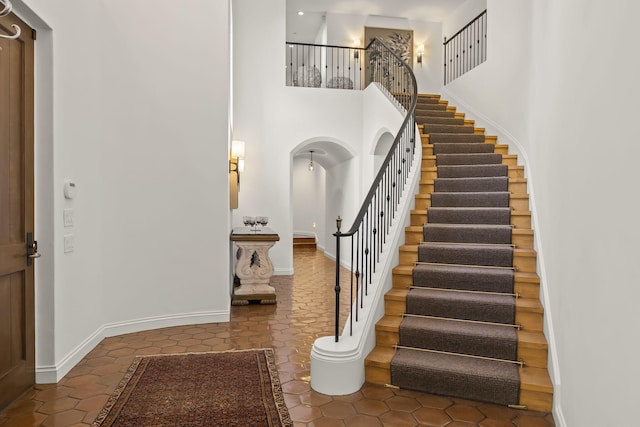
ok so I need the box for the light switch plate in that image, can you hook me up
[64,235,74,253]
[63,209,74,227]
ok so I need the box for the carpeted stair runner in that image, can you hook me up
[399,317,517,360]
[438,164,508,178]
[430,192,510,207]
[405,288,516,324]
[424,224,512,243]
[434,176,508,192]
[423,124,475,134]
[428,207,511,224]
[390,102,522,406]
[392,349,520,406]
[433,143,496,154]
[436,153,503,165]
[412,263,515,293]
[418,242,513,267]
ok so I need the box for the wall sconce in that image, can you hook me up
[417,44,425,67]
[308,150,315,171]
[353,39,360,60]
[230,140,245,209]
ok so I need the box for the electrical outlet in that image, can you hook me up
[64,235,75,253]
[63,209,74,227]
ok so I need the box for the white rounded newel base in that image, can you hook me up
[310,335,364,395]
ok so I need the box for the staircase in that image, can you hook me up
[293,235,317,250]
[365,94,553,412]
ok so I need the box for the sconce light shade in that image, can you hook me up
[230,140,245,210]
[231,140,245,159]
[354,39,360,60]
[417,44,425,66]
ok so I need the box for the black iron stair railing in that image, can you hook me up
[444,10,487,85]
[332,38,418,342]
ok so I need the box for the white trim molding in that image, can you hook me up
[36,310,229,383]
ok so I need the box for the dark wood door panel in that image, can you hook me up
[0,10,35,410]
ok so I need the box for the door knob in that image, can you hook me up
[26,232,40,266]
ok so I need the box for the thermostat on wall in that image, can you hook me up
[64,180,77,199]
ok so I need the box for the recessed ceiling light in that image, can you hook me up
[298,11,304,16]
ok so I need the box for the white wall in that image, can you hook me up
[443,0,487,39]
[232,0,414,274]
[18,0,231,381]
[233,0,361,274]
[324,12,444,94]
[442,1,640,425]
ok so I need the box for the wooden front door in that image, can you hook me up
[0,12,36,410]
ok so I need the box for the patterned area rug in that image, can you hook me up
[92,349,292,427]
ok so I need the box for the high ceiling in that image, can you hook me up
[287,0,469,43]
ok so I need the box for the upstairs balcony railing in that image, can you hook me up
[444,10,487,84]
[286,42,365,90]
[286,40,413,107]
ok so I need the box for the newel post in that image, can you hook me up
[334,216,342,342]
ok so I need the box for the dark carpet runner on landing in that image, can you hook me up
[390,96,520,406]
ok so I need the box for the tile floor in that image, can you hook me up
[0,248,555,427]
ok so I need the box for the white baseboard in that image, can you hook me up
[274,268,294,275]
[36,310,229,384]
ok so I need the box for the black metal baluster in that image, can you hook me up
[334,216,342,342]
[350,235,354,335]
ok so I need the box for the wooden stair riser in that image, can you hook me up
[510,195,530,211]
[512,212,532,229]
[404,226,423,245]
[516,311,543,332]
[365,365,390,385]
[375,326,400,348]
[517,342,548,369]
[513,230,534,249]
[385,298,406,317]
[514,250,537,273]
[520,389,553,413]
[414,195,431,210]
